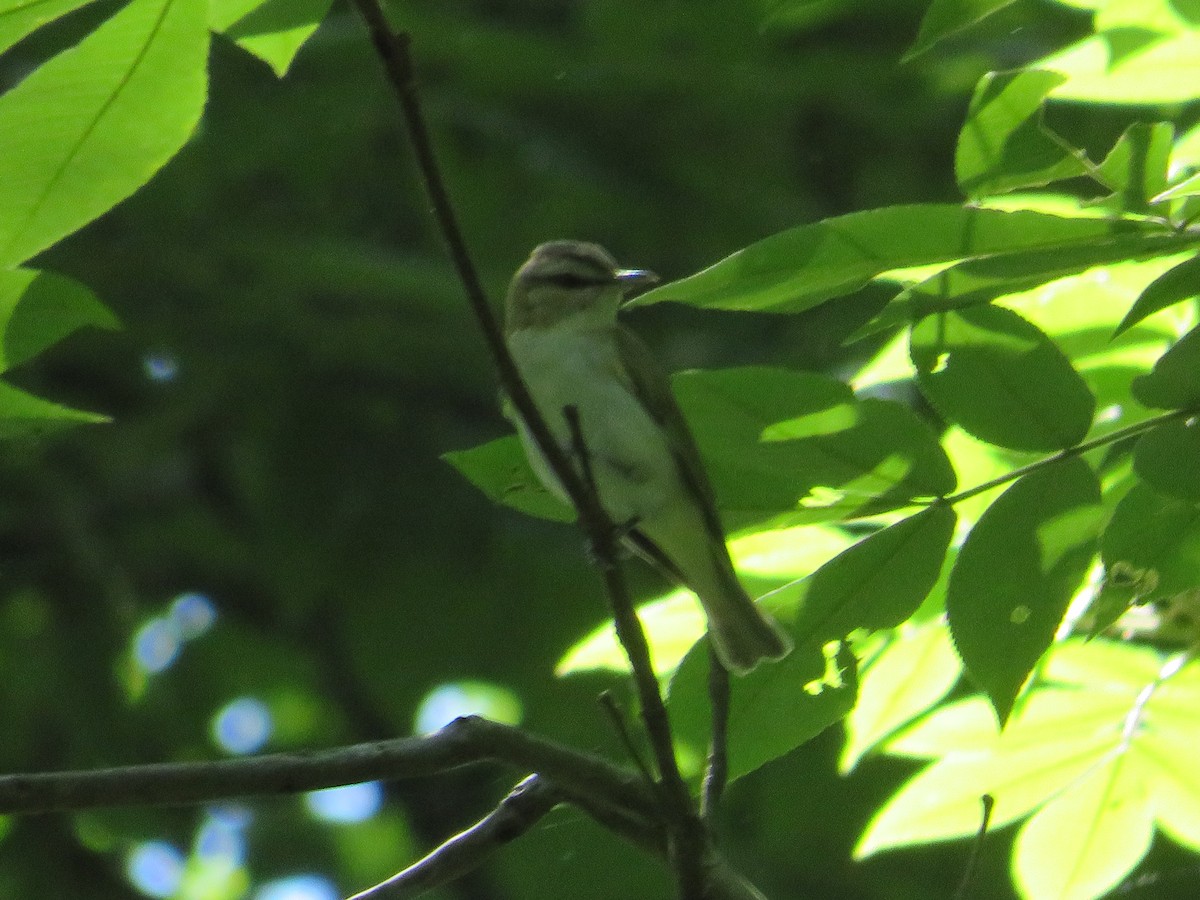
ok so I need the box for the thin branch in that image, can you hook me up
[942,408,1194,507]
[345,0,593,527]
[0,716,654,819]
[349,775,560,899]
[347,7,714,895]
[599,690,655,790]
[701,647,730,821]
[952,794,995,900]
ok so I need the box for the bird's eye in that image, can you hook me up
[545,272,602,289]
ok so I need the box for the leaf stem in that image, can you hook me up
[942,408,1195,507]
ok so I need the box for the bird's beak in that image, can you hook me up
[614,268,659,298]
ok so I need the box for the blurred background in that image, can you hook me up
[0,0,1148,897]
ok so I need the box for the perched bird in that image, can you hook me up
[503,240,792,674]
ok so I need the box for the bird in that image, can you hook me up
[503,240,792,674]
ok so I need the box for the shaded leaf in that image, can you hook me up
[904,0,1017,61]
[674,368,955,527]
[631,206,1167,314]
[0,0,209,269]
[947,458,1104,724]
[1101,481,1200,602]
[786,505,956,647]
[668,639,856,783]
[1115,254,1200,337]
[1133,418,1200,501]
[442,436,574,523]
[0,269,119,373]
[1131,324,1200,409]
[955,69,1085,198]
[911,304,1095,452]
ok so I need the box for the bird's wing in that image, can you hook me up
[613,325,727,545]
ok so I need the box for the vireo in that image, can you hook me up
[504,241,792,674]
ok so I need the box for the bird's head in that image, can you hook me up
[505,241,658,333]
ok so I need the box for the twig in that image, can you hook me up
[563,405,708,897]
[952,794,994,900]
[348,6,712,894]
[942,408,1193,507]
[598,690,655,790]
[0,716,654,819]
[701,647,731,821]
[350,775,560,899]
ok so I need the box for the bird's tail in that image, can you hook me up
[701,576,793,675]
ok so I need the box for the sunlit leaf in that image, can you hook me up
[0,381,108,435]
[1094,121,1174,215]
[841,620,961,772]
[632,206,1168,314]
[911,305,1095,452]
[955,69,1084,198]
[1041,29,1200,104]
[947,458,1103,723]
[1013,757,1152,900]
[0,0,208,270]
[858,690,1124,857]
[209,0,333,76]
[0,0,101,56]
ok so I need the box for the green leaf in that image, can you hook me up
[442,436,575,523]
[1115,255,1200,337]
[0,381,108,435]
[0,0,209,269]
[631,205,1168,314]
[857,232,1194,343]
[947,458,1104,724]
[1131,324,1200,409]
[0,0,101,56]
[785,505,956,647]
[840,620,961,772]
[1134,418,1200,501]
[209,0,333,76]
[1094,122,1174,215]
[668,639,857,783]
[911,305,1095,452]
[904,0,1017,61]
[858,687,1127,856]
[0,269,119,373]
[557,525,856,677]
[1041,28,1200,104]
[955,69,1086,198]
[674,369,955,526]
[1013,754,1152,900]
[1101,481,1200,602]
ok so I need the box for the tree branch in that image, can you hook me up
[349,775,560,900]
[0,716,655,819]
[701,648,731,821]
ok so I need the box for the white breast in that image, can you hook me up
[507,326,677,523]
